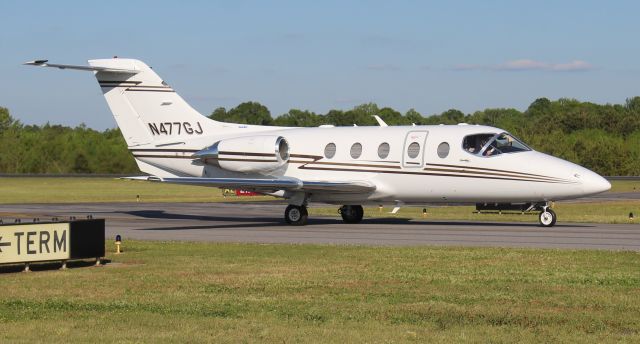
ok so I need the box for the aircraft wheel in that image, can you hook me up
[285,205,308,226]
[538,208,557,227]
[339,205,364,224]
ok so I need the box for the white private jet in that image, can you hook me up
[25,58,611,227]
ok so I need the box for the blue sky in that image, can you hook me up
[1,0,639,129]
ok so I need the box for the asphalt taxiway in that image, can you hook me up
[0,202,638,250]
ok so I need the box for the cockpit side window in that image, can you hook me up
[462,133,495,155]
[491,133,530,154]
[463,132,531,157]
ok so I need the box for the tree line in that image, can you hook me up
[0,107,137,174]
[1,96,639,175]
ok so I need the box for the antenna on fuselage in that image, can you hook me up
[373,115,388,127]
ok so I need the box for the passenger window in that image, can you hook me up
[350,142,362,159]
[378,142,390,159]
[407,142,420,158]
[437,142,450,158]
[324,143,336,159]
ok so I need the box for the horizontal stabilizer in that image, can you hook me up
[149,176,376,194]
[24,60,139,74]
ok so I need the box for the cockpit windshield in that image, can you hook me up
[463,132,531,157]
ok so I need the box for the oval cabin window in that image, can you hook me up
[437,142,450,158]
[350,142,362,159]
[407,142,420,159]
[378,142,390,159]
[324,143,336,159]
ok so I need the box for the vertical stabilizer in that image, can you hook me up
[88,58,221,147]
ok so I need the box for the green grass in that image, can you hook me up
[311,201,640,224]
[0,177,274,203]
[0,241,638,343]
[609,180,640,193]
[0,177,636,204]
[0,177,637,224]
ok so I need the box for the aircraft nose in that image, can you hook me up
[576,169,611,196]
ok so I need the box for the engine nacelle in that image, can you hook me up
[194,135,290,174]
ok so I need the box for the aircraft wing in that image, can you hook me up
[139,176,376,194]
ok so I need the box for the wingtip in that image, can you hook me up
[23,59,48,66]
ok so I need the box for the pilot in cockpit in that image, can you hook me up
[464,132,531,157]
[463,134,493,154]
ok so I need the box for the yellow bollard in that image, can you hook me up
[115,234,122,254]
[378,205,383,213]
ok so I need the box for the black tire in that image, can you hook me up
[285,205,308,226]
[340,205,364,224]
[538,208,557,227]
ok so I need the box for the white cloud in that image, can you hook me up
[453,59,594,72]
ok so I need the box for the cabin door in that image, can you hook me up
[402,131,428,168]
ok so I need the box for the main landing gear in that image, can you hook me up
[339,205,364,224]
[284,204,364,225]
[284,204,308,226]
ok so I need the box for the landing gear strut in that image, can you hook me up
[538,205,557,227]
[339,205,364,224]
[285,205,308,226]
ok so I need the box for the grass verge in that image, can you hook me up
[0,177,637,224]
[0,177,274,203]
[0,241,638,343]
[310,201,640,224]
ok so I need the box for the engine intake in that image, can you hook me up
[194,135,290,174]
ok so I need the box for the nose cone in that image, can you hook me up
[578,169,611,196]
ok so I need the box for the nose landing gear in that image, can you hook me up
[538,205,557,227]
[339,205,364,224]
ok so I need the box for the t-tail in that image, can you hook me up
[24,58,227,147]
[91,58,230,147]
[25,58,284,178]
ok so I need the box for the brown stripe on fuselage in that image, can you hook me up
[99,84,170,89]
[423,167,565,183]
[218,151,277,158]
[298,165,572,184]
[425,163,564,181]
[130,148,200,153]
[132,154,195,159]
[130,152,572,184]
[302,161,401,169]
[129,149,570,183]
[361,160,401,164]
[98,80,142,85]
[123,89,175,93]
[216,158,278,163]
[288,153,323,161]
[133,154,278,163]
